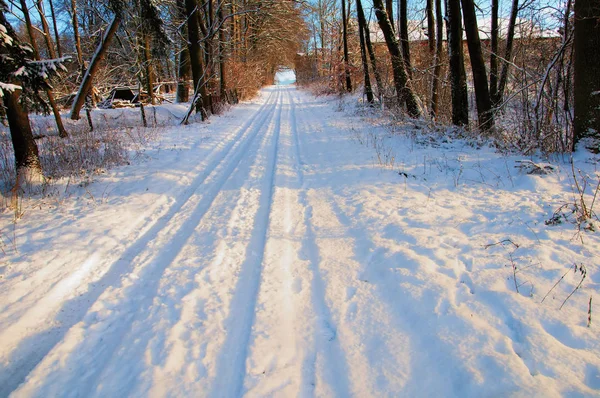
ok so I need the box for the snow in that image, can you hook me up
[275,68,296,85]
[12,66,25,77]
[0,23,13,46]
[1,82,600,397]
[0,82,21,96]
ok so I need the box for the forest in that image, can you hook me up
[1,0,308,189]
[0,0,599,190]
[297,0,599,151]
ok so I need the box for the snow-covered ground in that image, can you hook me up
[1,83,599,397]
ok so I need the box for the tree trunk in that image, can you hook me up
[372,0,420,117]
[356,0,373,103]
[426,0,435,53]
[143,34,156,105]
[175,0,190,102]
[70,15,121,120]
[489,0,499,102]
[20,0,67,137]
[357,0,383,100]
[461,0,494,131]
[447,0,469,126]
[48,0,62,57]
[4,90,43,181]
[495,0,519,106]
[70,0,93,129]
[341,0,352,92]
[204,0,214,81]
[218,1,227,98]
[185,0,208,116]
[35,0,56,59]
[46,90,67,137]
[386,0,394,31]
[573,0,600,146]
[71,0,83,66]
[177,47,191,103]
[399,0,412,78]
[430,0,443,117]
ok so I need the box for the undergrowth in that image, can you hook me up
[0,126,159,213]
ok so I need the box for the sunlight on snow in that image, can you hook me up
[275,68,296,85]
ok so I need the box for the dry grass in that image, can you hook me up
[0,125,158,212]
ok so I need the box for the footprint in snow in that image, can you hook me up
[320,321,337,342]
[454,272,474,306]
[458,272,475,294]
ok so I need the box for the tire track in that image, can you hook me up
[290,89,419,395]
[87,89,288,397]
[5,90,281,397]
[210,86,284,397]
[241,87,310,396]
[288,88,353,396]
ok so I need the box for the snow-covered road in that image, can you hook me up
[1,85,599,397]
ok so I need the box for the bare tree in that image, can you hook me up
[19,0,67,137]
[48,0,62,57]
[218,1,227,99]
[426,0,435,53]
[489,0,499,102]
[357,0,383,100]
[386,0,394,30]
[175,0,191,103]
[184,0,208,117]
[399,0,412,78]
[461,0,494,131]
[447,0,468,126]
[430,0,443,117]
[494,0,519,106]
[372,0,420,116]
[341,0,352,92]
[356,0,373,102]
[35,0,56,58]
[70,14,121,120]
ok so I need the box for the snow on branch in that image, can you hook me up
[0,81,21,97]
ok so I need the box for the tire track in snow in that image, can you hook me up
[5,90,281,397]
[210,86,284,397]
[90,89,287,397]
[289,88,353,396]
[293,90,472,394]
[241,87,315,396]
[290,91,402,395]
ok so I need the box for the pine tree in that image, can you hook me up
[0,0,66,184]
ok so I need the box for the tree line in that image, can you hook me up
[298,0,599,153]
[1,0,307,185]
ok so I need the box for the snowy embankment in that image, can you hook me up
[0,85,599,397]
